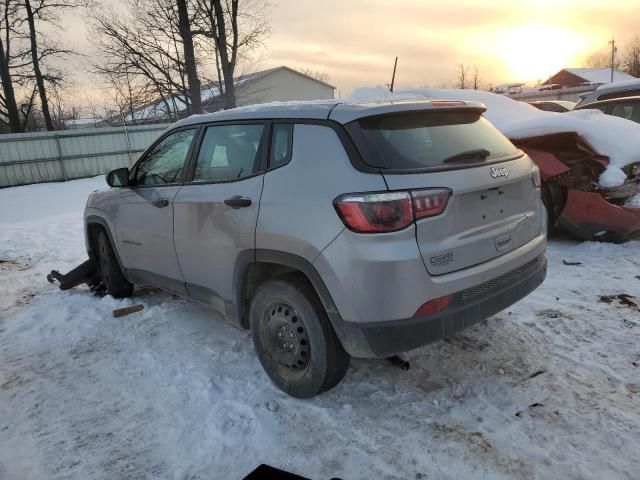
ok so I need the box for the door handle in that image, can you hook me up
[151,198,169,208]
[224,196,252,209]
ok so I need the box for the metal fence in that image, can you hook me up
[0,124,169,188]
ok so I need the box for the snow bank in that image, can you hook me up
[399,88,640,188]
[0,176,106,225]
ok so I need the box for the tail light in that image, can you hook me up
[334,189,451,233]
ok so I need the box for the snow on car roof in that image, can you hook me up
[175,100,340,126]
[175,91,486,127]
[594,78,640,93]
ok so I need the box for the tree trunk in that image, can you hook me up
[24,0,54,130]
[212,0,236,109]
[176,0,202,114]
[0,39,22,132]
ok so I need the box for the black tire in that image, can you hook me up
[97,230,133,298]
[249,276,350,398]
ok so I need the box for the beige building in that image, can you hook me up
[229,66,336,107]
[124,66,335,124]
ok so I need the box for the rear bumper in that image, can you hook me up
[558,190,640,242]
[331,254,547,358]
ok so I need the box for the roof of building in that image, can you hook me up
[562,68,637,85]
[236,65,336,89]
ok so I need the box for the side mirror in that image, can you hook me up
[106,167,130,187]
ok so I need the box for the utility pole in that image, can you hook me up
[609,37,617,83]
[389,57,398,93]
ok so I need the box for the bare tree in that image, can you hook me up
[585,51,614,69]
[176,0,201,113]
[455,63,469,89]
[23,1,82,130]
[298,66,330,83]
[89,1,194,121]
[193,0,269,109]
[0,0,79,132]
[472,65,479,90]
[89,0,269,119]
[0,0,23,132]
[621,36,640,78]
[584,38,640,78]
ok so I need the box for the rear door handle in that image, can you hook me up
[151,198,169,208]
[224,196,252,209]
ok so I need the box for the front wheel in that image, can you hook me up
[97,230,133,298]
[249,276,350,398]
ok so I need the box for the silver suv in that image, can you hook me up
[85,100,547,397]
[575,79,640,108]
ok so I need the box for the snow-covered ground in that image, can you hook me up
[1,177,639,480]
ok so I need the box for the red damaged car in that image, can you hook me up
[401,88,640,243]
[514,133,640,242]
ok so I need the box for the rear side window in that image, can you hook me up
[346,111,519,170]
[608,101,640,122]
[269,123,293,169]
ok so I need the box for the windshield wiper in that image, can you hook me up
[442,148,491,164]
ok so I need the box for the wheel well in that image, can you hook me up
[239,262,316,329]
[542,181,567,229]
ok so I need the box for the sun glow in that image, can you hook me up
[493,25,584,83]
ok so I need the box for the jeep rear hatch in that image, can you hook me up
[345,109,542,275]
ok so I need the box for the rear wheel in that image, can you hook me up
[249,276,350,398]
[97,230,133,298]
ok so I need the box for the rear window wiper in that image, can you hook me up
[442,148,491,164]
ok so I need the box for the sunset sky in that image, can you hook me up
[63,0,640,98]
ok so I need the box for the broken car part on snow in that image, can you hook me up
[47,258,105,294]
[516,133,640,243]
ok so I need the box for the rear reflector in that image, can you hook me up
[413,294,453,317]
[334,189,451,233]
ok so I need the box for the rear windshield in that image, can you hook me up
[346,110,519,170]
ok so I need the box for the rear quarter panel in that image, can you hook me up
[256,123,387,262]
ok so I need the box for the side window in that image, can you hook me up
[193,124,265,182]
[606,101,640,122]
[269,124,293,169]
[611,103,633,119]
[135,129,196,186]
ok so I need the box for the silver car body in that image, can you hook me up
[85,100,547,358]
[575,79,640,108]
